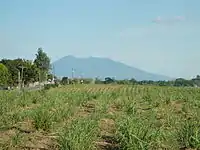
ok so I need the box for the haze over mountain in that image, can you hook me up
[52,56,172,81]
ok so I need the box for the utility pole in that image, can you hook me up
[19,66,26,89]
[39,64,45,86]
[38,69,41,85]
[52,64,55,83]
[18,70,21,89]
[72,68,75,79]
[80,72,84,84]
[71,68,76,84]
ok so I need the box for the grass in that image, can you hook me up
[58,117,99,150]
[0,84,200,150]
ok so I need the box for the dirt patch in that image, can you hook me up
[16,119,36,133]
[96,141,119,150]
[0,129,16,144]
[77,109,91,117]
[82,101,96,113]
[20,104,40,111]
[0,120,35,146]
[96,135,119,150]
[107,105,121,116]
[99,118,115,135]
[0,118,58,150]
[70,101,96,118]
[136,106,152,115]
[179,147,197,150]
[171,101,184,113]
[97,118,119,150]
[20,132,58,150]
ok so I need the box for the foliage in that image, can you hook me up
[61,77,69,85]
[34,48,51,71]
[0,63,9,86]
[44,83,59,90]
[0,59,19,86]
[0,48,52,86]
[82,78,93,84]
[58,118,99,150]
[192,75,200,87]
[174,78,194,87]
[177,119,200,149]
[34,48,51,81]
[32,106,54,131]
[47,73,54,81]
[61,77,94,85]
[34,47,51,82]
[0,85,200,149]
[94,77,104,84]
[116,116,158,149]
[104,77,116,84]
[1,48,200,88]
[91,76,200,87]
[0,58,39,86]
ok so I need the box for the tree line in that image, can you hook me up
[1,48,200,88]
[60,76,200,87]
[0,48,52,87]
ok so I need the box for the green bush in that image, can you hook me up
[44,83,59,90]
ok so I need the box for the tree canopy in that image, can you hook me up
[0,63,9,86]
[0,48,52,86]
[34,48,51,71]
[34,48,51,82]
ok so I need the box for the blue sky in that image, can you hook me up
[1,0,200,78]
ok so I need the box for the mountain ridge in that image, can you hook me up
[52,55,172,81]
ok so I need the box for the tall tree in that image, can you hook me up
[0,63,9,86]
[34,48,51,82]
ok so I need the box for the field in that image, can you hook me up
[0,84,200,150]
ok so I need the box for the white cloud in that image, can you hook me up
[152,16,186,24]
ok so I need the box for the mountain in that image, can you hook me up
[52,55,171,81]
